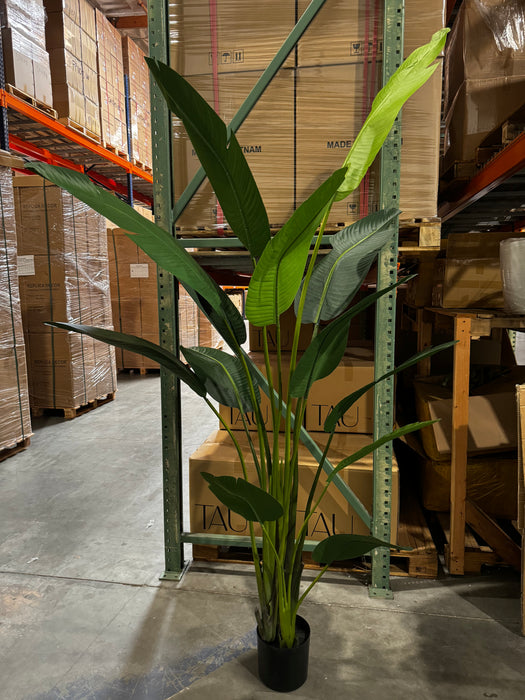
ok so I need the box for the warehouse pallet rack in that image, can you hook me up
[0,30,154,207]
[148,0,407,597]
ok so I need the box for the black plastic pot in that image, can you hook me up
[257,615,310,693]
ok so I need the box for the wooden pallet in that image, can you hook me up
[102,141,128,158]
[132,158,152,173]
[6,84,57,119]
[192,487,439,579]
[437,513,505,574]
[31,392,115,420]
[398,217,442,254]
[0,437,31,463]
[58,118,101,144]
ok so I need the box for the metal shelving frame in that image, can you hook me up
[148,0,403,595]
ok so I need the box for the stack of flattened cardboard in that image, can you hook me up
[442,0,525,172]
[0,161,32,454]
[14,175,116,410]
[122,36,152,170]
[95,9,128,156]
[170,0,444,230]
[414,378,518,519]
[189,302,399,541]
[0,0,53,105]
[45,0,100,138]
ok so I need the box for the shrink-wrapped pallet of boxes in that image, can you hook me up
[122,36,152,170]
[14,176,116,413]
[45,0,101,139]
[95,9,128,156]
[0,157,32,457]
[169,0,444,230]
[107,220,222,370]
[0,0,53,106]
[442,0,525,172]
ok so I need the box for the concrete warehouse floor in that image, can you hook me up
[1,373,525,700]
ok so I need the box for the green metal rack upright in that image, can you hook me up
[147,0,404,595]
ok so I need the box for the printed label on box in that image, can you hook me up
[129,263,149,278]
[17,255,35,276]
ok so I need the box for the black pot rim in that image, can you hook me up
[256,614,310,648]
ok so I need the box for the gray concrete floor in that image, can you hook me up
[1,373,525,700]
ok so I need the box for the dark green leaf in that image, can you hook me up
[290,276,410,398]
[312,534,409,566]
[298,209,400,323]
[336,28,449,200]
[324,341,456,433]
[27,164,245,347]
[46,322,206,396]
[201,473,283,522]
[245,169,346,327]
[181,346,259,411]
[146,58,270,258]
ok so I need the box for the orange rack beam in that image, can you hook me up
[0,88,153,183]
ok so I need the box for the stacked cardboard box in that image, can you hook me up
[0,0,53,105]
[433,231,525,309]
[107,225,222,370]
[95,9,128,156]
[122,36,152,170]
[45,0,100,138]
[0,161,32,453]
[442,0,525,171]
[170,0,444,229]
[14,175,116,409]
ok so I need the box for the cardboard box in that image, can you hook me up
[189,429,399,541]
[0,345,32,450]
[174,70,294,228]
[414,380,518,462]
[444,0,525,113]
[305,348,375,433]
[2,27,35,95]
[434,232,525,309]
[169,0,295,76]
[248,306,313,353]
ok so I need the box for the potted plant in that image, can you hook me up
[29,28,448,692]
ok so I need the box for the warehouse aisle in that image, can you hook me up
[1,374,524,699]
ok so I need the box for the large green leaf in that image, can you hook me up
[323,341,456,433]
[312,534,408,566]
[245,169,346,327]
[289,277,409,398]
[27,164,245,347]
[146,58,270,259]
[201,473,283,522]
[181,346,259,411]
[336,28,449,200]
[298,208,400,323]
[46,322,206,396]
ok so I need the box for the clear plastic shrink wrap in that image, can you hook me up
[14,176,117,410]
[0,166,32,451]
[122,37,153,170]
[95,9,128,155]
[107,222,221,369]
[168,0,444,231]
[45,0,101,137]
[443,0,525,169]
[0,0,53,105]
